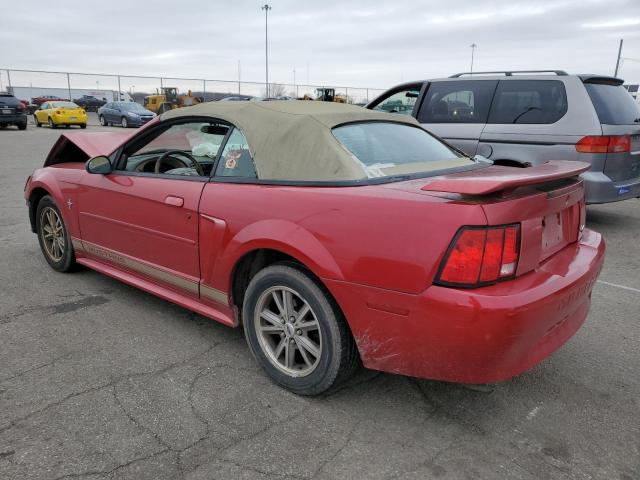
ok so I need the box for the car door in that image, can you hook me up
[103,103,115,123]
[77,118,227,297]
[415,80,498,156]
[36,103,48,123]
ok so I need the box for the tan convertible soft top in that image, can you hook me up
[161,100,421,181]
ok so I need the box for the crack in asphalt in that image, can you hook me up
[0,337,236,436]
[50,447,173,480]
[0,352,74,384]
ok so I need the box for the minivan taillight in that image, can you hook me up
[576,135,631,153]
[436,225,521,288]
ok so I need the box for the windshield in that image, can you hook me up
[332,122,471,178]
[51,102,78,108]
[119,102,148,112]
[585,83,640,125]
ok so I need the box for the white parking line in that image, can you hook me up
[596,280,640,294]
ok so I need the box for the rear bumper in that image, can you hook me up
[326,229,605,384]
[583,170,640,204]
[0,113,27,124]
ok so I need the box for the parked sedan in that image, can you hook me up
[24,101,604,395]
[31,95,68,106]
[34,101,87,128]
[98,101,156,128]
[73,95,106,111]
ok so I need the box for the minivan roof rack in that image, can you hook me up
[449,70,568,77]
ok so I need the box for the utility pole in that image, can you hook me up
[261,4,271,97]
[614,39,623,77]
[470,43,477,74]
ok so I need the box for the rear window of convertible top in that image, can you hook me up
[332,122,472,178]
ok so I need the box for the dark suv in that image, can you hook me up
[0,92,27,130]
[367,71,640,204]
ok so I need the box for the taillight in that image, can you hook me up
[576,135,631,153]
[436,225,521,288]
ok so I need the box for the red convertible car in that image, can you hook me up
[25,101,605,395]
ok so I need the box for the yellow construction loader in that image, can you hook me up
[299,88,347,103]
[143,87,202,114]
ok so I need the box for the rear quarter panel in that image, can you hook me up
[198,182,488,295]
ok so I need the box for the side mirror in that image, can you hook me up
[86,156,113,174]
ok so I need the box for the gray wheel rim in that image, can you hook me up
[121,117,127,127]
[99,116,105,125]
[40,207,65,262]
[254,286,322,377]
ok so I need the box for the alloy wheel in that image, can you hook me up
[40,206,65,262]
[254,286,322,377]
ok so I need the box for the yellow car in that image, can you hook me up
[34,101,87,129]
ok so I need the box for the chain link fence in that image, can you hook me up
[0,69,386,107]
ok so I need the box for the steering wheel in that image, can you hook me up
[154,150,204,176]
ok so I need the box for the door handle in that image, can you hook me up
[164,195,184,207]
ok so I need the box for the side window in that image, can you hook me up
[370,85,422,115]
[120,121,230,177]
[214,128,257,178]
[488,80,568,124]
[417,80,497,124]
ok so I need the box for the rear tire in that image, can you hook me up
[18,121,27,130]
[243,264,359,395]
[35,115,41,127]
[36,195,76,272]
[80,124,86,129]
[121,116,128,128]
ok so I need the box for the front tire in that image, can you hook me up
[35,115,41,127]
[99,115,106,126]
[36,196,76,272]
[243,265,358,395]
[121,116,128,128]
[48,117,56,129]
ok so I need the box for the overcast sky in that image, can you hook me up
[2,0,639,93]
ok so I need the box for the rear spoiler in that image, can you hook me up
[579,75,624,86]
[421,161,591,195]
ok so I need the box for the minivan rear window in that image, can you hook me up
[333,122,471,178]
[488,80,567,124]
[585,83,640,125]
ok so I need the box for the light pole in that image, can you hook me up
[614,39,623,77]
[261,4,271,97]
[470,44,477,74]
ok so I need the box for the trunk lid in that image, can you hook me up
[383,161,589,278]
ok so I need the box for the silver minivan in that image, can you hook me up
[367,70,640,204]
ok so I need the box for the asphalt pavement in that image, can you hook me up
[0,117,639,480]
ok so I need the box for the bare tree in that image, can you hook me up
[265,83,286,97]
